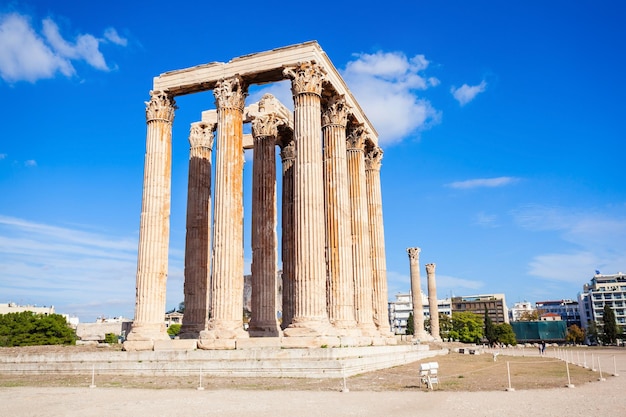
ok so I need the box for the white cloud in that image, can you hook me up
[342,51,441,145]
[0,12,126,83]
[0,153,6,159]
[473,211,499,228]
[447,176,519,189]
[451,80,487,106]
[436,274,484,295]
[24,159,36,167]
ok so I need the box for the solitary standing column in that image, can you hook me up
[248,111,282,336]
[347,126,377,336]
[203,76,248,340]
[180,122,215,339]
[365,146,392,337]
[322,95,358,335]
[426,263,441,341]
[280,139,295,330]
[283,62,331,337]
[407,247,427,340]
[125,90,176,349]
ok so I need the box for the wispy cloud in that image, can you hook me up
[473,211,499,228]
[0,215,184,321]
[447,176,519,189]
[0,12,127,83]
[451,80,487,106]
[436,274,484,295]
[24,159,36,167]
[0,153,6,159]
[512,205,626,283]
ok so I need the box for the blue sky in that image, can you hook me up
[1,1,624,322]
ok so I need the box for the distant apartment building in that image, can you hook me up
[578,272,626,334]
[0,302,55,316]
[388,292,452,335]
[509,301,534,322]
[535,299,581,327]
[451,294,509,324]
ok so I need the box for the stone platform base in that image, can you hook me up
[0,344,446,379]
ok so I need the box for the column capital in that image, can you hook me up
[407,247,421,262]
[213,75,247,111]
[321,95,349,128]
[252,113,283,139]
[365,146,383,171]
[283,61,326,96]
[346,125,368,151]
[280,139,296,162]
[188,122,216,150]
[145,90,176,123]
[426,263,436,274]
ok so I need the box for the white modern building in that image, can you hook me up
[509,301,534,322]
[578,272,626,334]
[388,292,452,335]
[0,302,55,316]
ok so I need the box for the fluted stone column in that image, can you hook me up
[179,122,215,339]
[426,263,441,341]
[248,110,282,337]
[346,126,377,336]
[202,76,248,340]
[280,139,295,330]
[125,91,176,349]
[282,62,331,336]
[365,146,392,336]
[407,247,427,340]
[322,95,358,335]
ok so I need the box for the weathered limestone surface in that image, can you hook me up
[426,263,441,341]
[407,247,428,340]
[280,139,295,330]
[179,122,215,339]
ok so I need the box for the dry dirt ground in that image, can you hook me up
[2,344,625,417]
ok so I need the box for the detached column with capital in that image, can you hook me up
[283,62,331,337]
[346,127,377,336]
[279,139,295,330]
[248,111,282,337]
[426,263,441,341]
[322,95,358,335]
[365,146,392,336]
[179,122,215,339]
[202,76,248,340]
[407,247,427,340]
[125,90,176,349]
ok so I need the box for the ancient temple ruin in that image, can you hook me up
[124,41,393,351]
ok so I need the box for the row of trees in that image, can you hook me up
[0,311,76,347]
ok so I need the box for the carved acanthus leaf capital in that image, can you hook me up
[280,139,296,162]
[188,122,216,150]
[346,125,367,151]
[213,75,247,111]
[365,146,384,171]
[252,113,283,139]
[145,90,177,123]
[283,61,326,96]
[322,95,349,128]
[425,263,437,274]
[407,247,421,262]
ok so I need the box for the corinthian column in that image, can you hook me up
[407,247,427,340]
[248,108,282,337]
[365,146,392,336]
[203,75,248,340]
[426,263,441,341]
[322,95,357,335]
[346,126,377,336]
[280,139,295,330]
[126,90,176,349]
[179,122,215,339]
[282,62,331,336]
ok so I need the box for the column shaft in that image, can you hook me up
[280,139,295,330]
[407,247,427,339]
[426,263,441,341]
[180,122,215,338]
[126,90,176,346]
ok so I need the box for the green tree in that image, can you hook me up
[602,304,618,345]
[484,309,497,346]
[494,323,517,345]
[167,324,181,338]
[448,312,483,343]
[104,333,119,344]
[586,320,599,345]
[406,312,415,335]
[438,313,453,341]
[566,324,585,344]
[518,310,543,321]
[0,312,76,347]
